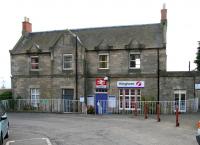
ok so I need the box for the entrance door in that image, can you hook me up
[62,89,74,112]
[174,90,186,112]
[95,88,108,114]
[95,93,107,114]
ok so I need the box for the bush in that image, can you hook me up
[87,105,95,114]
[0,91,12,100]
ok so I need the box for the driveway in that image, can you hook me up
[4,113,198,145]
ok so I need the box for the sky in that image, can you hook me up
[0,0,199,88]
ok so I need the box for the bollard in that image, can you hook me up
[144,103,148,119]
[157,103,161,122]
[176,106,179,127]
[196,121,200,145]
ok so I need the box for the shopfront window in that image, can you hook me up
[119,88,141,110]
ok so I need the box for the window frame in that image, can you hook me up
[30,88,40,107]
[174,90,186,112]
[119,89,141,110]
[30,56,39,70]
[98,53,109,69]
[129,52,141,69]
[63,54,73,70]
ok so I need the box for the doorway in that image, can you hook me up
[62,89,74,112]
[95,88,108,114]
[174,90,186,112]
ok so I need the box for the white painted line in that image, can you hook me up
[5,137,52,145]
[42,138,52,145]
[6,140,15,145]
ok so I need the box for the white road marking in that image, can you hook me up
[5,137,52,145]
[42,138,52,145]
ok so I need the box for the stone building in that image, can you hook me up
[10,6,200,112]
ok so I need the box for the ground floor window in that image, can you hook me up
[174,90,186,112]
[119,88,141,110]
[30,88,40,107]
[62,89,74,100]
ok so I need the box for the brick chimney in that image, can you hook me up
[161,4,167,24]
[22,17,32,34]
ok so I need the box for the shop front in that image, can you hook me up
[117,81,144,110]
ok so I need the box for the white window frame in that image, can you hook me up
[30,88,40,107]
[119,89,141,110]
[63,54,73,70]
[174,90,186,112]
[98,53,109,69]
[30,56,39,70]
[129,53,141,69]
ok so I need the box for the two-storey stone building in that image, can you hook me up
[10,6,200,112]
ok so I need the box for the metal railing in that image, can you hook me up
[0,98,198,115]
[96,98,199,115]
[1,99,86,113]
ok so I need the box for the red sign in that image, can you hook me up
[96,78,107,88]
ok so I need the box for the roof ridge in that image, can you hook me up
[71,23,161,32]
[30,23,161,34]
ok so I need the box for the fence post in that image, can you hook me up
[18,99,20,111]
[157,103,161,122]
[134,102,137,116]
[176,106,180,127]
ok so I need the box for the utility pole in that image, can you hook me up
[189,61,191,71]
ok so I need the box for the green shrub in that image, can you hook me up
[0,91,12,100]
[87,105,95,114]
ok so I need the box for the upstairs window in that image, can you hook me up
[129,53,140,69]
[99,54,109,69]
[31,56,39,70]
[63,54,73,70]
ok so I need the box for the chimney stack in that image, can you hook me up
[161,3,167,24]
[22,17,32,34]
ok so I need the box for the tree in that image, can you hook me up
[194,42,200,71]
[0,91,12,100]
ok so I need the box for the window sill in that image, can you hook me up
[98,68,109,70]
[129,68,140,70]
[63,69,73,71]
[30,69,41,72]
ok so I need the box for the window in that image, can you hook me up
[63,54,73,70]
[99,54,109,69]
[174,90,186,112]
[129,53,140,69]
[96,88,107,93]
[119,89,141,110]
[30,88,40,107]
[30,56,39,70]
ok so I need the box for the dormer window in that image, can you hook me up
[31,56,39,70]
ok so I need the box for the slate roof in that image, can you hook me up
[11,31,64,54]
[72,23,164,50]
[11,23,164,54]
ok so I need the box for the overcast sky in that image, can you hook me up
[0,0,199,88]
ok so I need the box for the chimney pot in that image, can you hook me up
[22,17,32,34]
[161,4,167,23]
